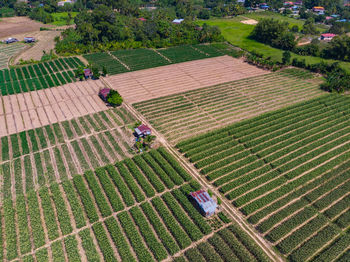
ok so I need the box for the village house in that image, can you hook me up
[190,190,218,217]
[320,33,336,41]
[134,124,152,138]
[98,88,111,102]
[312,6,325,15]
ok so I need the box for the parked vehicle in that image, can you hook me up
[4,38,18,44]
[24,37,36,43]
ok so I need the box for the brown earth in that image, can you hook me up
[0,17,53,39]
[104,55,269,104]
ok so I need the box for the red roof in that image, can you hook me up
[138,17,147,21]
[137,124,151,133]
[190,190,210,203]
[99,88,111,98]
[321,33,336,37]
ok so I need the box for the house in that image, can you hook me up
[284,1,294,6]
[320,33,336,41]
[259,3,269,9]
[98,88,111,102]
[138,17,147,22]
[313,6,325,14]
[190,190,217,217]
[58,0,75,6]
[84,68,93,79]
[172,19,184,24]
[134,124,152,137]
[24,37,35,43]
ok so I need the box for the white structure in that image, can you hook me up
[172,19,184,24]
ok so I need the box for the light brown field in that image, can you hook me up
[13,30,61,62]
[0,16,51,39]
[0,80,107,136]
[104,55,269,104]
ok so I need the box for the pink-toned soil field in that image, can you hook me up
[104,55,268,104]
[0,80,107,136]
[0,17,51,39]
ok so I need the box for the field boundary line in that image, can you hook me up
[106,51,130,71]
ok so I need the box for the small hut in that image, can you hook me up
[190,190,217,217]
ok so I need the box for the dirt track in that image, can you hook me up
[104,55,269,104]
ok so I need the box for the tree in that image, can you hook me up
[250,18,288,45]
[302,18,319,35]
[92,66,100,79]
[282,51,291,64]
[272,31,296,50]
[107,90,123,106]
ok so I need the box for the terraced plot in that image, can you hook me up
[0,57,84,96]
[135,69,324,144]
[0,106,136,200]
[177,94,350,261]
[0,79,107,136]
[0,43,27,69]
[0,148,271,261]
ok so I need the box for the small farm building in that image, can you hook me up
[84,68,93,79]
[190,190,217,217]
[135,124,152,137]
[320,33,336,41]
[172,19,184,24]
[99,88,111,102]
[138,17,147,21]
[313,6,325,14]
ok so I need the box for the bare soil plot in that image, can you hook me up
[0,80,107,136]
[13,30,61,63]
[104,55,268,104]
[0,17,51,39]
[134,70,324,144]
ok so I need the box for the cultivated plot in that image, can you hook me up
[0,57,84,96]
[83,44,225,76]
[107,55,268,104]
[0,43,27,70]
[177,95,350,261]
[0,105,136,200]
[0,148,271,262]
[135,69,324,144]
[0,79,107,136]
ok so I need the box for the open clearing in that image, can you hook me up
[0,17,51,39]
[105,55,268,104]
[134,68,324,144]
[177,94,350,262]
[13,30,61,63]
[0,79,108,136]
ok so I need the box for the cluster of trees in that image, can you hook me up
[55,5,223,54]
[250,18,297,50]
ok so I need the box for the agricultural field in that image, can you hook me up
[83,44,226,76]
[106,55,268,104]
[177,94,350,261]
[0,17,50,39]
[0,147,271,261]
[0,43,27,70]
[0,79,109,136]
[134,68,324,144]
[0,105,137,200]
[0,57,84,96]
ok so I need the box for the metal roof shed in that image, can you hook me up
[190,190,217,217]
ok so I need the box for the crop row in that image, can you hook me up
[84,44,223,76]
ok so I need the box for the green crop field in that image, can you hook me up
[83,44,228,76]
[0,57,84,95]
[134,69,324,144]
[0,106,137,200]
[0,146,270,261]
[177,94,350,261]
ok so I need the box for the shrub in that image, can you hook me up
[107,89,123,107]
